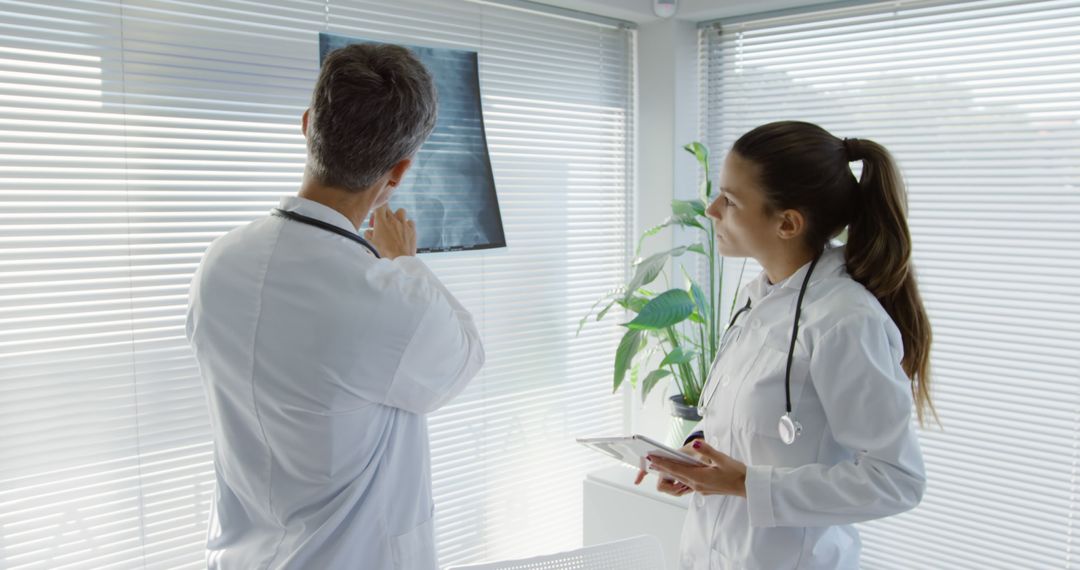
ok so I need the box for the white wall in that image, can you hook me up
[628,17,703,443]
[589,20,707,559]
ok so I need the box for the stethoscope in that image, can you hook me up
[271,208,381,259]
[697,252,822,445]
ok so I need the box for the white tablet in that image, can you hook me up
[576,434,706,471]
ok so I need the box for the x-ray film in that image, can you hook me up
[319,32,507,253]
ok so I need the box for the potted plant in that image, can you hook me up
[578,142,745,432]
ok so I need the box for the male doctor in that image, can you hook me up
[185,43,485,569]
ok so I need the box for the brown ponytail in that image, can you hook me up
[733,121,938,426]
[843,138,938,427]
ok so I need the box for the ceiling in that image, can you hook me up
[528,0,842,24]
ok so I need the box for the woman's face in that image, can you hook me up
[706,151,784,260]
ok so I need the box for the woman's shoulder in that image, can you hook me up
[809,274,900,342]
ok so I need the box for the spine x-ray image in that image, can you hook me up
[319,32,507,253]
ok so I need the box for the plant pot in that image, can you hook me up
[667,394,702,446]
[668,394,702,421]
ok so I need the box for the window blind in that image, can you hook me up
[700,1,1080,567]
[0,1,635,567]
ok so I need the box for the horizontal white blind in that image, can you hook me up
[0,3,179,569]
[0,1,634,568]
[700,1,1080,568]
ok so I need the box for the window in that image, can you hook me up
[0,0,635,567]
[700,0,1080,566]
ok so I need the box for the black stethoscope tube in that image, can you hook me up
[271,208,381,259]
[785,253,821,414]
[699,252,823,444]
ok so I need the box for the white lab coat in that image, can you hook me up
[680,245,926,569]
[185,196,485,569]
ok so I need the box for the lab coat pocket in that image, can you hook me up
[391,515,437,570]
[733,342,811,442]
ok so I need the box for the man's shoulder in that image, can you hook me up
[202,216,277,262]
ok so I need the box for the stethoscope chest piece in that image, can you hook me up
[700,251,823,444]
[778,413,802,445]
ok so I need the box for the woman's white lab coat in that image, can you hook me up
[186,196,485,569]
[680,245,926,569]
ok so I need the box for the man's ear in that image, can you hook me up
[776,208,807,241]
[373,158,414,206]
[386,158,413,188]
[301,108,310,139]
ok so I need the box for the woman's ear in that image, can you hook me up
[776,208,807,241]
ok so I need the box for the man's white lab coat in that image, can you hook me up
[186,196,484,569]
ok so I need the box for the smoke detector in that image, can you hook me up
[653,0,677,18]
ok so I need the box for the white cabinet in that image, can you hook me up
[583,466,689,570]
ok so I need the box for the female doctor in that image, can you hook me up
[638,121,936,569]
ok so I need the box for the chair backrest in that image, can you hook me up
[444,534,666,570]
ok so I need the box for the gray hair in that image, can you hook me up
[306,43,438,192]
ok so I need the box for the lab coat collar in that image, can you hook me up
[746,244,847,303]
[276,195,363,236]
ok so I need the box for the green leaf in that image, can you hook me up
[576,297,602,336]
[677,266,706,326]
[624,246,688,300]
[660,346,698,367]
[685,142,713,200]
[617,295,650,314]
[687,243,708,256]
[595,299,618,321]
[613,329,644,392]
[635,222,667,256]
[625,289,696,331]
[577,287,623,334]
[641,369,671,401]
[672,198,706,218]
[673,213,704,230]
[672,330,699,346]
[690,281,709,326]
[636,216,703,254]
[684,141,709,166]
[626,252,668,295]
